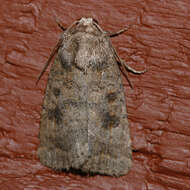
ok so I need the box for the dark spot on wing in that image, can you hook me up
[53,88,60,97]
[106,92,117,103]
[102,112,120,128]
[48,106,62,124]
[59,40,79,72]
[60,55,72,71]
[89,60,108,72]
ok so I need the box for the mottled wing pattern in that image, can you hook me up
[38,18,132,176]
[38,56,89,170]
[80,35,132,176]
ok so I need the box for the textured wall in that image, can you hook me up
[0,0,190,189]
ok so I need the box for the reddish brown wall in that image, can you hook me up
[0,0,190,189]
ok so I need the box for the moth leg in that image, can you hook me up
[119,60,134,89]
[111,47,133,88]
[121,59,147,74]
[109,26,131,37]
[55,18,67,31]
[112,44,146,88]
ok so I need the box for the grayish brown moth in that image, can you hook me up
[37,17,145,176]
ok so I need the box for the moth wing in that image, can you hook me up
[37,57,89,170]
[80,47,132,176]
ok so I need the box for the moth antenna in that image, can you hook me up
[67,20,79,31]
[119,61,134,89]
[55,18,66,31]
[36,38,62,85]
[36,20,79,85]
[93,21,104,33]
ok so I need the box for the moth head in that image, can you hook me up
[78,17,98,25]
[76,17,103,34]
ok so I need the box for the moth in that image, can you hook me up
[37,17,145,176]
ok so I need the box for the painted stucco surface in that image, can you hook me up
[0,0,190,189]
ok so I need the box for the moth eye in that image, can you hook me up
[92,18,99,24]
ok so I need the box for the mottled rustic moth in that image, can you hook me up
[37,17,145,176]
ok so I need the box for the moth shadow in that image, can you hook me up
[55,168,113,178]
